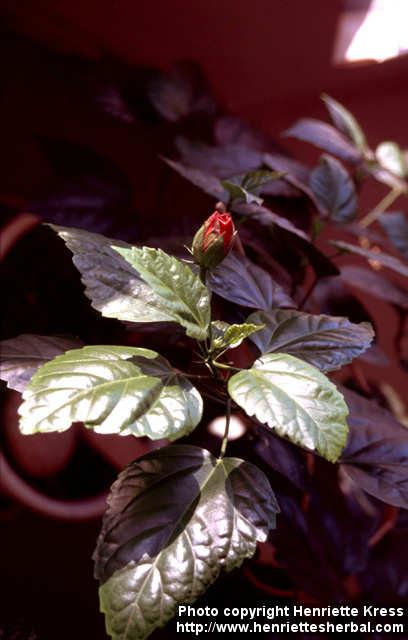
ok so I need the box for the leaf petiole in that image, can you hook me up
[219,397,231,459]
[359,188,403,228]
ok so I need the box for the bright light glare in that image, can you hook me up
[334,0,408,65]
[208,414,247,441]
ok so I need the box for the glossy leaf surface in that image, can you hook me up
[50,225,177,324]
[113,246,211,340]
[19,346,202,440]
[246,309,374,371]
[94,445,278,640]
[228,353,349,462]
[208,252,293,310]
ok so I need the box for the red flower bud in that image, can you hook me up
[192,211,235,269]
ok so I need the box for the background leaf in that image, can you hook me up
[246,309,374,371]
[332,240,408,277]
[378,211,408,260]
[263,152,327,215]
[228,353,349,462]
[30,139,134,238]
[321,94,368,153]
[284,118,362,163]
[375,141,408,179]
[341,388,408,508]
[340,265,408,309]
[18,346,202,440]
[0,334,82,392]
[234,202,340,277]
[94,445,278,640]
[208,252,294,310]
[113,246,210,340]
[162,157,228,200]
[309,154,357,222]
[148,62,216,122]
[175,137,262,177]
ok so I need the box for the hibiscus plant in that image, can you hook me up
[1,80,407,640]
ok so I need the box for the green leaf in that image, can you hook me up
[210,320,264,353]
[309,154,358,222]
[221,179,263,205]
[321,94,368,153]
[246,309,374,371]
[0,334,83,392]
[94,445,279,640]
[376,141,408,179]
[221,170,280,206]
[208,252,294,310]
[50,225,179,325]
[18,346,202,440]
[112,246,211,340]
[284,118,362,164]
[228,353,349,462]
[378,211,408,260]
[242,169,280,191]
[331,240,408,277]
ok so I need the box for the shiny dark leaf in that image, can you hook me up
[246,309,374,371]
[94,445,278,640]
[208,252,294,310]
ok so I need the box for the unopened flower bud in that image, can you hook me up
[192,211,235,269]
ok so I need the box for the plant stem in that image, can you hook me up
[213,361,243,372]
[199,265,207,284]
[359,188,402,228]
[219,397,231,459]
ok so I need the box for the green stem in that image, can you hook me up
[213,361,243,372]
[199,265,207,285]
[359,188,402,228]
[219,397,231,459]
